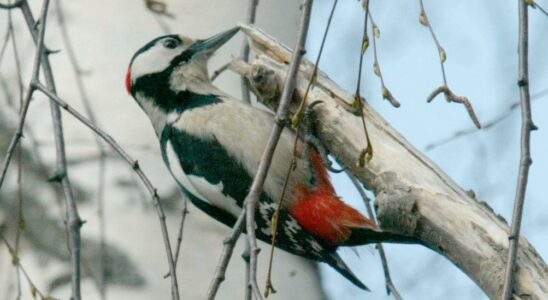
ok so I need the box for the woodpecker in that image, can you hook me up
[126,27,412,291]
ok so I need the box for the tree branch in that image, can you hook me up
[55,1,109,296]
[206,211,246,300]
[243,1,313,298]
[240,0,259,103]
[16,1,85,298]
[501,1,537,299]
[232,24,548,299]
[346,171,402,299]
[32,82,180,300]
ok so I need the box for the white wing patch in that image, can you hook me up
[284,218,301,247]
[259,202,277,237]
[308,240,323,253]
[189,176,241,217]
[166,140,241,217]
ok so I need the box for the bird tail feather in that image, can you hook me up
[340,226,418,247]
[325,253,370,291]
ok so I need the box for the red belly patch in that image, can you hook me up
[290,185,376,245]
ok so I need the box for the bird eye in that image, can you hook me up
[163,38,179,49]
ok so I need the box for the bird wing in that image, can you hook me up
[160,123,327,258]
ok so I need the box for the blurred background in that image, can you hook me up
[0,0,546,299]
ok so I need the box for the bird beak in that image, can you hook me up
[189,27,240,56]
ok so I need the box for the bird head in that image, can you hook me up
[125,27,240,104]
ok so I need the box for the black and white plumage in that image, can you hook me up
[125,27,379,290]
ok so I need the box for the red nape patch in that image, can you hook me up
[125,70,132,94]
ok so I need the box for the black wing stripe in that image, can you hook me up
[160,124,336,261]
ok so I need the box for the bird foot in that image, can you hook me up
[299,101,345,173]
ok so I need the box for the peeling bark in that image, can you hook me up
[230,24,548,300]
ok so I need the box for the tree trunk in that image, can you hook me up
[231,24,548,300]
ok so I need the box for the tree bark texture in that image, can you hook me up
[231,24,548,300]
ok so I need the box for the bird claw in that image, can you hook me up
[298,101,345,173]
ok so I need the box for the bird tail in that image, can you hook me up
[340,225,418,247]
[325,253,370,291]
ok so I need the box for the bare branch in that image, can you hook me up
[0,232,50,299]
[502,1,537,299]
[210,61,231,82]
[352,9,373,166]
[244,240,252,300]
[425,88,548,151]
[55,0,109,296]
[13,1,86,298]
[235,25,548,299]
[366,5,400,108]
[427,85,481,129]
[0,0,49,203]
[243,1,313,298]
[164,199,189,279]
[240,0,260,103]
[265,1,338,295]
[32,82,180,300]
[7,5,26,298]
[346,171,402,299]
[419,0,481,129]
[529,0,548,17]
[206,211,246,300]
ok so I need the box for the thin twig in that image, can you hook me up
[206,211,246,300]
[164,198,189,279]
[264,0,338,296]
[9,4,25,297]
[240,0,259,103]
[244,1,313,299]
[425,88,548,151]
[55,0,109,296]
[346,171,403,300]
[0,0,49,202]
[501,1,536,299]
[7,8,24,98]
[0,75,66,210]
[204,1,315,298]
[366,5,400,108]
[418,0,447,84]
[0,22,10,66]
[17,1,84,298]
[0,232,49,299]
[172,200,189,266]
[529,0,548,17]
[418,0,481,129]
[427,86,481,129]
[32,82,180,300]
[244,239,252,300]
[210,62,231,82]
[352,8,374,167]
